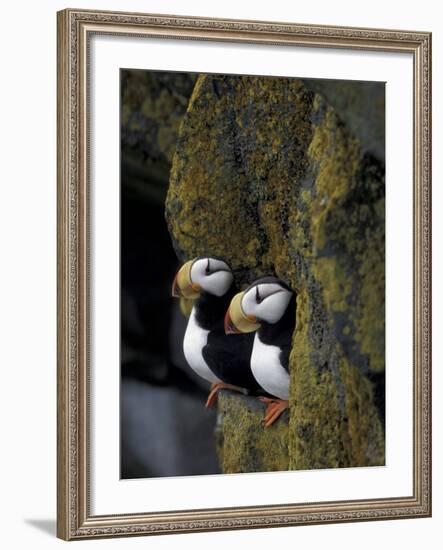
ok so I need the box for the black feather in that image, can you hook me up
[194,290,260,393]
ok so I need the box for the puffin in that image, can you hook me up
[171,256,259,408]
[224,277,296,427]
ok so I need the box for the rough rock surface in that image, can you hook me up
[303,80,385,162]
[216,391,289,473]
[121,70,197,203]
[165,74,385,471]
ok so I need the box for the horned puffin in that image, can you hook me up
[224,277,296,427]
[171,256,259,408]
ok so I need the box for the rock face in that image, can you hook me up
[165,74,385,471]
[303,80,385,162]
[121,70,197,202]
[216,391,289,474]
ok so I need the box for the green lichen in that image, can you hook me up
[121,69,197,180]
[289,288,346,469]
[165,74,385,473]
[303,79,385,162]
[287,99,385,468]
[339,356,385,466]
[306,102,385,375]
[166,73,314,285]
[217,391,289,473]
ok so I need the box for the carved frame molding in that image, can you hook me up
[57,9,431,540]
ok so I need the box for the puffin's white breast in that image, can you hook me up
[251,333,290,400]
[183,307,222,385]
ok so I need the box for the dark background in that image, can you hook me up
[120,70,221,478]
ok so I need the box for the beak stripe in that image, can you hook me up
[225,291,261,334]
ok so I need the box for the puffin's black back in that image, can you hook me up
[257,293,296,372]
[195,290,260,393]
[194,290,233,331]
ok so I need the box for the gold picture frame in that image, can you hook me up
[57,8,431,540]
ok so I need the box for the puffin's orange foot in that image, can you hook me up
[205,383,245,409]
[259,397,289,428]
[258,396,280,424]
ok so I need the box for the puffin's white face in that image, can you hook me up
[190,257,234,297]
[241,281,292,324]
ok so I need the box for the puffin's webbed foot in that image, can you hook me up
[205,383,245,409]
[259,397,289,428]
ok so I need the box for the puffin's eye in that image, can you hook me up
[205,259,211,274]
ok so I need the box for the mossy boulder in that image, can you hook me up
[216,391,289,473]
[165,74,385,472]
[303,80,385,162]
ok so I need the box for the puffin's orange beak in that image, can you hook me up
[224,309,241,335]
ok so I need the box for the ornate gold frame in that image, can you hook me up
[57,8,432,540]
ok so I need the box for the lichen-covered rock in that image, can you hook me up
[303,80,385,162]
[122,70,197,165]
[216,391,289,473]
[121,70,197,201]
[165,74,385,472]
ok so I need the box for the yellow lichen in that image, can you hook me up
[218,391,289,473]
[289,288,346,469]
[166,74,385,473]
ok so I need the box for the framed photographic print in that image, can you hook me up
[57,8,432,540]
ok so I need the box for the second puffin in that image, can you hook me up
[225,277,296,427]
